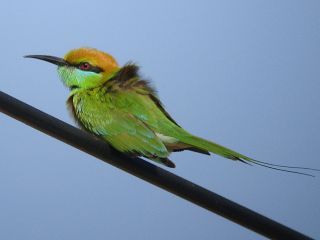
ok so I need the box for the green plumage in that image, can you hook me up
[67,64,252,167]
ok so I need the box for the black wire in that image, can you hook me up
[0,90,314,240]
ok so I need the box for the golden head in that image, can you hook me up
[64,47,119,77]
[25,47,120,90]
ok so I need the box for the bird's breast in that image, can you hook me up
[66,89,113,132]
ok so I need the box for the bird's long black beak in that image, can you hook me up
[24,55,68,66]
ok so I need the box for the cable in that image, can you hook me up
[0,90,313,240]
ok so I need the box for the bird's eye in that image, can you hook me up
[79,62,91,71]
[76,62,103,73]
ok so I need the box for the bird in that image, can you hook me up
[25,47,319,176]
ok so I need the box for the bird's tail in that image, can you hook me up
[181,135,320,177]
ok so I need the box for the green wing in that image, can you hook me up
[110,84,257,162]
[102,112,169,158]
[99,65,251,162]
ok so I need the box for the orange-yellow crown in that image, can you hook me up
[64,47,119,75]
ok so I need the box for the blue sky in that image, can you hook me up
[1,1,319,239]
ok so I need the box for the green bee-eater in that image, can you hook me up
[25,47,318,176]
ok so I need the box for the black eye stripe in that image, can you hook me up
[73,62,103,73]
[90,66,103,73]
